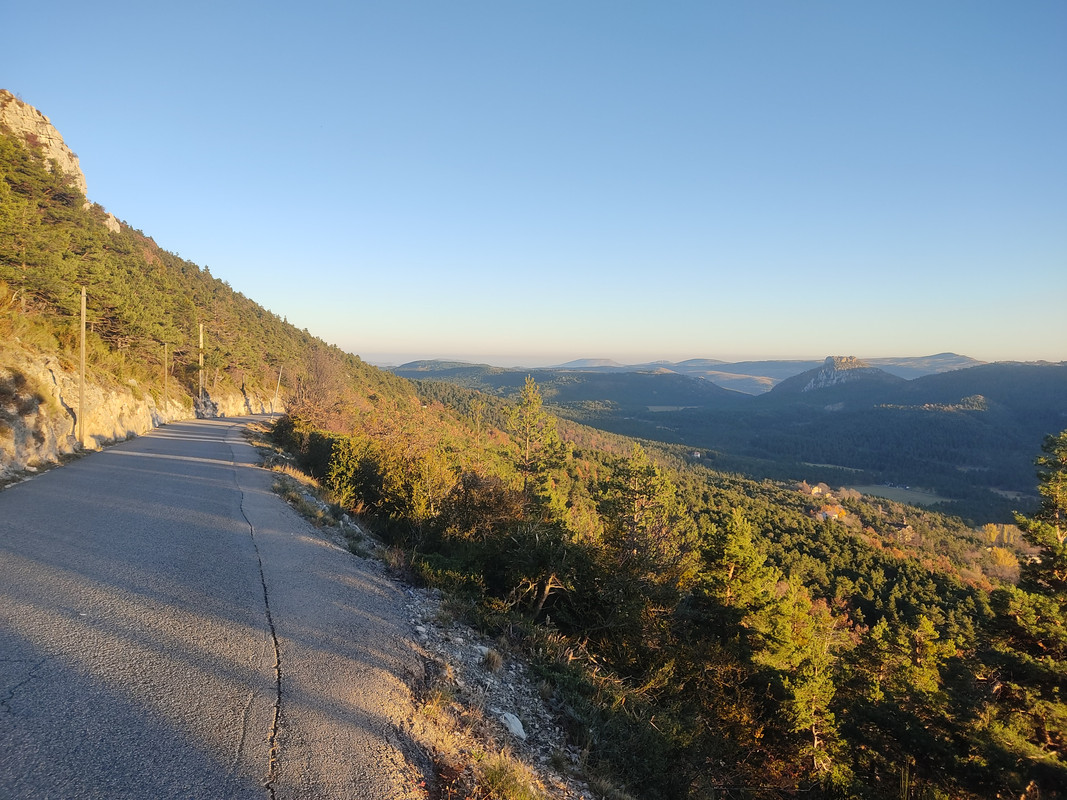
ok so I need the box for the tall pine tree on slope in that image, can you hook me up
[982,430,1067,796]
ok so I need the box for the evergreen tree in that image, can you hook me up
[505,375,566,498]
[601,444,699,588]
[700,508,781,626]
[584,445,699,674]
[754,580,850,782]
[979,430,1067,794]
[1017,430,1067,598]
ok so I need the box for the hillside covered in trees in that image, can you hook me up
[4,100,1065,798]
[390,358,1067,524]
[0,117,405,442]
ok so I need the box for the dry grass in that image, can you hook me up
[482,649,504,673]
[252,425,340,529]
[267,465,385,560]
[480,750,547,800]
[585,776,639,800]
[410,657,549,800]
[271,476,337,525]
[272,459,319,487]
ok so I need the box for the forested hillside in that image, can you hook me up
[390,359,1067,524]
[0,123,403,430]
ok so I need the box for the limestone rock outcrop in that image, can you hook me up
[770,355,906,396]
[0,92,279,481]
[801,356,876,392]
[0,89,88,197]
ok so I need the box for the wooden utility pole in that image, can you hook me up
[198,323,204,402]
[163,342,168,419]
[272,366,282,416]
[79,286,86,447]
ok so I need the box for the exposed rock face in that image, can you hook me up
[101,210,121,233]
[195,389,280,419]
[802,356,875,392]
[0,89,88,197]
[770,355,905,396]
[0,93,279,480]
[0,349,277,482]
[0,90,121,231]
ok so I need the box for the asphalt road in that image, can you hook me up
[0,417,425,799]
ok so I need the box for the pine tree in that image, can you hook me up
[601,444,699,587]
[505,376,566,500]
[754,580,850,781]
[700,508,781,622]
[980,430,1067,794]
[1017,430,1067,599]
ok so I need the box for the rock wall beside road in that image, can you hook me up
[0,349,277,481]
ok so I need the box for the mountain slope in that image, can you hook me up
[1,92,415,472]
[392,360,747,414]
[397,354,987,396]
[770,355,906,397]
[7,91,1063,797]
[868,352,985,378]
[393,357,1067,522]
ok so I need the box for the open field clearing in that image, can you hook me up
[850,485,949,506]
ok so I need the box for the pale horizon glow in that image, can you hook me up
[4,1,1065,367]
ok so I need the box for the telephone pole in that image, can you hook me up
[198,323,204,402]
[79,286,86,447]
[163,342,168,420]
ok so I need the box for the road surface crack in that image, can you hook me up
[229,431,282,800]
[243,507,279,800]
[242,500,282,800]
[0,658,49,713]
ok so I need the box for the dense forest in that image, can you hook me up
[4,118,1065,798]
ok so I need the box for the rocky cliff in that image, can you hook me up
[771,355,905,395]
[0,89,87,196]
[1,89,119,232]
[0,91,283,481]
[802,356,876,392]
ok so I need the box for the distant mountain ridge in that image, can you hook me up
[398,352,985,395]
[389,356,1067,521]
[555,358,627,369]
[866,352,987,379]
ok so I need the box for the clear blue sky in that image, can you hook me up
[5,1,1065,366]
